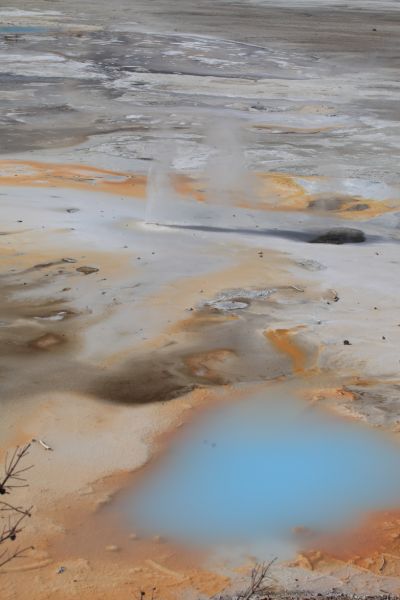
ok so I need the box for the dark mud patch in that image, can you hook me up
[90,346,241,405]
[87,307,300,405]
[0,272,311,406]
[308,196,346,211]
[308,195,371,213]
[346,203,370,212]
[0,268,80,359]
[32,260,66,270]
[89,356,198,405]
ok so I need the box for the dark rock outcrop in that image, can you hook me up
[309,227,366,245]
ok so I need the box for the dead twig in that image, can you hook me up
[237,559,277,600]
[0,443,34,569]
[0,502,32,517]
[0,443,32,495]
[0,544,34,569]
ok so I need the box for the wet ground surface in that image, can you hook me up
[1,2,400,600]
[0,1,400,182]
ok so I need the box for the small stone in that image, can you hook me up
[129,533,138,540]
[66,208,80,213]
[31,333,64,350]
[62,258,77,263]
[105,545,119,552]
[95,494,112,507]
[297,259,326,271]
[76,266,99,275]
[343,339,351,345]
[348,203,369,212]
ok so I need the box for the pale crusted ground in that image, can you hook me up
[1,1,400,598]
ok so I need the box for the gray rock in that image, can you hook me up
[296,259,326,271]
[211,300,249,311]
[309,227,365,245]
[203,288,276,311]
[76,266,99,275]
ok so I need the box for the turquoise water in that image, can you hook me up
[0,26,46,34]
[125,391,400,550]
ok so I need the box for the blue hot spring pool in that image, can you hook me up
[0,26,47,34]
[121,390,400,553]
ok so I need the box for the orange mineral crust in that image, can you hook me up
[295,510,400,578]
[1,160,397,220]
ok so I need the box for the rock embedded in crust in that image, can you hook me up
[210,300,249,311]
[203,288,276,312]
[296,259,326,271]
[309,227,366,245]
[30,333,65,350]
[347,203,370,212]
[76,266,99,275]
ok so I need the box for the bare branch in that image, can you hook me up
[0,443,34,570]
[0,443,32,495]
[0,545,34,569]
[0,502,32,517]
[237,559,277,600]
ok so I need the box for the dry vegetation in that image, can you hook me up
[0,443,33,568]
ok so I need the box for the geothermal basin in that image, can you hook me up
[1,0,400,599]
[121,385,400,557]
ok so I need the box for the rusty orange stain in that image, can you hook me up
[1,160,398,221]
[0,159,147,198]
[171,173,206,202]
[307,386,356,404]
[184,349,236,384]
[241,172,398,220]
[265,327,307,374]
[294,508,400,577]
[168,310,239,335]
